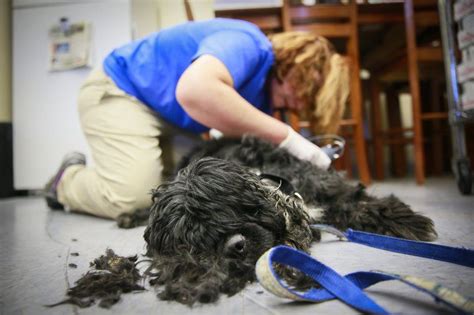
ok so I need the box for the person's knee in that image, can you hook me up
[102,165,162,218]
[100,184,154,219]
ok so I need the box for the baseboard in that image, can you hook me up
[0,122,14,198]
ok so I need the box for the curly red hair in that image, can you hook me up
[268,32,350,134]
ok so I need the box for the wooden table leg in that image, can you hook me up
[386,85,407,177]
[349,2,371,185]
[370,79,384,180]
[404,0,425,184]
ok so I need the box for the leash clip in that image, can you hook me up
[310,224,348,241]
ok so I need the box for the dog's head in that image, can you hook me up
[144,157,314,305]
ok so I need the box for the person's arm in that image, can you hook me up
[176,54,288,144]
[176,54,331,169]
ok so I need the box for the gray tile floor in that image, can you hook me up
[1,177,473,315]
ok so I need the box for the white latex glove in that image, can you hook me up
[279,126,331,170]
[209,128,224,139]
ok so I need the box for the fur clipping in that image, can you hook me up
[47,249,144,309]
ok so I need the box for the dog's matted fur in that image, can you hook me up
[143,136,437,305]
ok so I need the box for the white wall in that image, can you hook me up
[131,0,160,39]
[156,0,215,29]
[12,1,134,189]
[214,0,281,10]
[378,92,415,173]
[399,93,415,164]
[0,0,12,123]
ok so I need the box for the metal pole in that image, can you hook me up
[438,0,472,194]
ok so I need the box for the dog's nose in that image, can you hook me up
[224,234,247,257]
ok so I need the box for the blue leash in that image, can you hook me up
[256,227,474,314]
[336,226,474,268]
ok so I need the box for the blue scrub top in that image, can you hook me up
[103,18,275,134]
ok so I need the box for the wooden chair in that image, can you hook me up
[215,7,284,34]
[369,0,448,183]
[216,3,371,185]
[280,0,371,185]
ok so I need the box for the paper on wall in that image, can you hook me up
[49,21,91,71]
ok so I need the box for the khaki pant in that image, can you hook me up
[57,68,202,219]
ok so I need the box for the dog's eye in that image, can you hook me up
[224,234,247,257]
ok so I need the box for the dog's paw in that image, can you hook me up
[376,196,437,242]
[326,195,438,242]
[116,208,150,229]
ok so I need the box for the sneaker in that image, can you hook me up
[44,152,86,210]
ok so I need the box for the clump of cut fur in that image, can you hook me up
[48,249,144,309]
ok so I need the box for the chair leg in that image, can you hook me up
[351,99,371,185]
[344,138,354,178]
[333,128,353,178]
[348,3,371,185]
[370,79,384,180]
[386,86,407,177]
[429,79,444,175]
[289,111,301,133]
[404,0,425,184]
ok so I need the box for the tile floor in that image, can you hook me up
[1,177,473,314]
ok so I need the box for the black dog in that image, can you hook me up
[143,136,437,305]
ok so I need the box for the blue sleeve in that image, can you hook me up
[192,31,263,89]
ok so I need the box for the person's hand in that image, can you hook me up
[279,126,331,170]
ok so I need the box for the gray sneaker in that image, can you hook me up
[44,152,86,210]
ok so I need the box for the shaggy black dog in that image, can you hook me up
[143,136,437,305]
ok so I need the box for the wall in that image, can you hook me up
[399,93,415,168]
[214,0,281,10]
[131,0,159,39]
[0,0,11,123]
[0,0,13,197]
[156,0,215,29]
[377,92,415,176]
